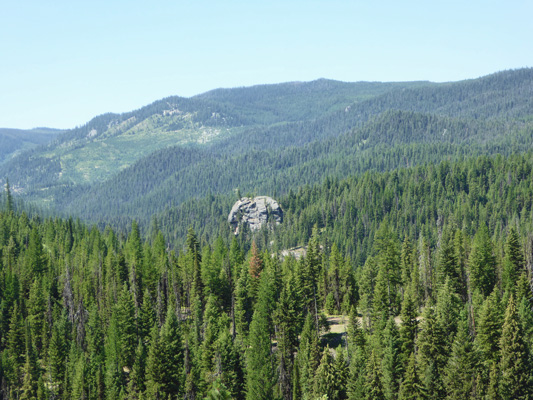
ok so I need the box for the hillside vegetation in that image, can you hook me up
[1,152,533,399]
[2,69,532,230]
[0,128,62,165]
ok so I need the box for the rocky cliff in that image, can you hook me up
[228,196,283,235]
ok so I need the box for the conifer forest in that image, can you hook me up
[1,69,533,399]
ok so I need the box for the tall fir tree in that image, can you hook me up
[502,226,524,294]
[468,225,497,297]
[499,295,531,400]
[246,308,274,400]
[397,353,423,400]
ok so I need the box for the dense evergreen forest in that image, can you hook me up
[1,151,533,399]
[2,68,532,229]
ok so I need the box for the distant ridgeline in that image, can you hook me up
[0,68,532,239]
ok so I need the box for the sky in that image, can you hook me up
[1,0,532,129]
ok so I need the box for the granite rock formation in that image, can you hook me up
[228,196,283,235]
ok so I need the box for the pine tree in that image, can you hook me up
[246,308,274,400]
[248,240,263,301]
[435,277,460,345]
[365,349,385,400]
[486,362,500,400]
[382,317,401,400]
[24,225,46,287]
[71,354,87,400]
[502,226,524,294]
[115,284,137,369]
[159,307,184,398]
[5,178,13,212]
[138,288,156,344]
[27,279,46,353]
[347,345,367,400]
[475,289,503,364]
[416,303,446,400]
[313,347,346,400]
[273,274,301,400]
[127,340,147,398]
[86,304,105,399]
[205,378,232,400]
[145,325,164,398]
[499,295,530,400]
[436,227,461,292]
[215,328,245,400]
[468,225,496,297]
[48,316,68,396]
[443,314,479,399]
[397,353,423,400]
[297,313,321,397]
[7,303,25,381]
[373,222,401,316]
[234,264,252,341]
[105,313,125,400]
[399,286,418,365]
[20,325,39,400]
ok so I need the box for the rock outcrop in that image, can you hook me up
[228,196,283,235]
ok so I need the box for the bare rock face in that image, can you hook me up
[228,196,283,235]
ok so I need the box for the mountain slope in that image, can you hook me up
[2,68,533,227]
[0,127,62,164]
[0,79,430,190]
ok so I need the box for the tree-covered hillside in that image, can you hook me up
[48,108,533,229]
[0,128,62,165]
[0,152,532,399]
[2,68,533,227]
[0,79,428,191]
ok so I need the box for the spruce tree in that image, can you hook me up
[475,289,503,365]
[443,314,479,399]
[399,286,418,365]
[468,225,496,297]
[416,303,446,400]
[115,284,137,369]
[4,178,13,212]
[382,317,401,400]
[502,226,524,294]
[499,295,530,400]
[246,308,274,400]
[159,307,184,398]
[397,353,423,400]
[365,349,385,400]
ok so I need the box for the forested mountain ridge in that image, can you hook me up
[48,108,533,228]
[0,128,62,165]
[2,68,533,231]
[0,79,429,190]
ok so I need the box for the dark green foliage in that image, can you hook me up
[502,226,524,294]
[443,314,480,399]
[399,286,418,365]
[2,147,533,398]
[499,296,531,400]
[475,289,503,364]
[468,225,497,297]
[246,308,274,400]
[382,317,402,400]
[397,353,423,400]
[365,349,386,400]
[417,304,447,399]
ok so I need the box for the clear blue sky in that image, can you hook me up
[1,0,531,129]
